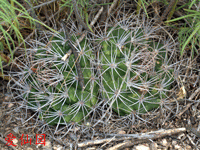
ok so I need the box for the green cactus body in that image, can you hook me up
[22,32,98,125]
[17,20,175,126]
[100,26,173,115]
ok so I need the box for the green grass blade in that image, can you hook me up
[181,22,200,55]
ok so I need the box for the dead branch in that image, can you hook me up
[176,87,200,118]
[78,127,186,148]
[72,0,91,32]
[108,0,119,17]
[60,6,103,90]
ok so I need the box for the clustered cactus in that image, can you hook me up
[11,17,174,126]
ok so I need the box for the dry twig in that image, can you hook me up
[176,87,200,118]
[61,20,86,89]
[72,0,91,32]
[78,127,186,148]
[60,6,103,90]
[107,0,119,17]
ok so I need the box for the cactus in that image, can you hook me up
[11,17,175,126]
[98,25,174,115]
[12,31,99,126]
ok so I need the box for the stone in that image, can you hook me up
[135,144,150,150]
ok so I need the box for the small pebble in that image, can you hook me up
[7,103,14,108]
[174,144,181,149]
[57,147,63,150]
[4,95,12,101]
[150,142,157,150]
[86,147,96,150]
[161,139,168,146]
[53,145,63,150]
[70,127,80,132]
[43,140,52,149]
[172,140,177,145]
[185,145,192,149]
[13,138,18,145]
[135,144,150,150]
[36,144,43,148]
[118,130,126,134]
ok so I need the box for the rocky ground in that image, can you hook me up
[1,83,200,149]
